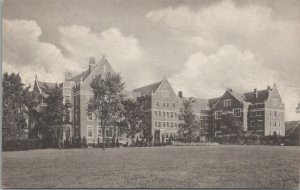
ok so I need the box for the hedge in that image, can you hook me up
[3,139,44,151]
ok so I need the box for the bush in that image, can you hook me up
[3,139,43,151]
[81,137,87,148]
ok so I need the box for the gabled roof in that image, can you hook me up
[229,91,246,103]
[286,122,300,136]
[208,97,220,108]
[244,89,270,103]
[68,70,89,84]
[68,57,111,84]
[191,98,210,111]
[133,81,162,96]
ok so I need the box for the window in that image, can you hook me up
[75,110,79,122]
[106,128,113,137]
[167,122,169,127]
[171,122,174,127]
[159,111,161,117]
[155,111,157,117]
[224,99,231,107]
[87,126,94,138]
[163,122,165,127]
[87,112,93,121]
[251,111,256,117]
[155,121,157,127]
[256,111,263,116]
[158,122,161,127]
[167,112,169,118]
[233,108,241,117]
[250,121,255,127]
[65,96,70,104]
[156,101,160,107]
[163,112,165,117]
[274,121,277,127]
[162,90,170,97]
[274,111,277,117]
[97,126,102,137]
[166,103,169,108]
[172,102,175,108]
[215,111,222,119]
[258,120,263,127]
[170,112,173,118]
[163,102,165,107]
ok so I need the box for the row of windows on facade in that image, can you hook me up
[86,126,120,138]
[249,120,282,128]
[154,111,178,118]
[215,108,241,119]
[154,121,178,128]
[214,99,280,108]
[156,101,176,108]
[250,110,280,117]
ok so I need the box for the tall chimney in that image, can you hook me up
[254,88,258,99]
[89,57,96,73]
[64,71,72,82]
[178,91,183,99]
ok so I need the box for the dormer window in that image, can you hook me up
[224,99,231,107]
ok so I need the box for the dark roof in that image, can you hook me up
[244,89,270,103]
[133,81,162,96]
[68,70,89,83]
[286,122,300,136]
[192,98,210,111]
[208,97,220,108]
[122,90,141,101]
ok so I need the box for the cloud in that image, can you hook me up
[3,19,147,90]
[58,25,146,89]
[2,19,82,84]
[148,0,300,120]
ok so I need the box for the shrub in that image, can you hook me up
[3,139,43,151]
[81,137,87,148]
[116,137,120,147]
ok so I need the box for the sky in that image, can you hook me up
[2,0,300,120]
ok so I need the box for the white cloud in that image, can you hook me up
[148,0,300,120]
[58,25,146,89]
[2,19,83,84]
[3,19,148,90]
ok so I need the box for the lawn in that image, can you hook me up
[2,145,300,188]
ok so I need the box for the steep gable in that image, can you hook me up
[133,81,162,96]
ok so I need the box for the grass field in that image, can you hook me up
[2,145,300,188]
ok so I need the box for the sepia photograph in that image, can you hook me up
[1,0,300,189]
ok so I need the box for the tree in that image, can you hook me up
[88,72,125,150]
[2,72,30,140]
[219,113,243,136]
[179,98,197,142]
[42,85,71,148]
[119,98,146,143]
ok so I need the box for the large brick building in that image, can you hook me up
[185,85,285,138]
[133,77,180,143]
[32,56,286,145]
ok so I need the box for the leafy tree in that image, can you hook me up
[179,98,197,142]
[119,98,146,142]
[88,72,125,150]
[2,72,30,140]
[218,113,243,136]
[42,84,71,148]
